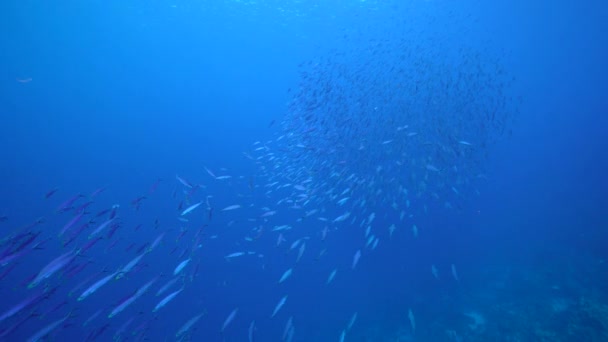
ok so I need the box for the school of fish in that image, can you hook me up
[0,6,517,342]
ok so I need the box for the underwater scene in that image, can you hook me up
[1,0,607,341]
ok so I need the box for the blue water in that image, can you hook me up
[1,0,607,341]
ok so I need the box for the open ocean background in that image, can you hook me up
[1,0,607,341]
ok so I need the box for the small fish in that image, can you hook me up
[451,264,459,281]
[29,250,77,288]
[176,312,206,339]
[176,174,194,188]
[327,269,337,284]
[365,234,376,248]
[426,164,440,172]
[408,308,415,333]
[337,197,350,206]
[347,311,358,331]
[222,204,241,211]
[117,253,146,279]
[156,277,180,297]
[388,224,396,238]
[153,288,183,312]
[222,308,238,332]
[333,212,351,223]
[27,311,71,342]
[0,292,44,323]
[79,271,119,301]
[248,320,256,342]
[204,167,217,178]
[225,252,245,259]
[279,268,293,283]
[83,310,102,327]
[371,238,379,250]
[367,212,376,225]
[273,225,292,232]
[271,295,288,318]
[181,202,202,216]
[352,250,361,270]
[56,194,84,212]
[431,265,439,279]
[90,187,107,197]
[296,242,306,263]
[148,232,165,253]
[174,258,191,276]
[58,213,84,237]
[88,218,116,239]
[44,188,59,199]
[260,210,277,218]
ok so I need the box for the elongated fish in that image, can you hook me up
[204,167,217,178]
[333,212,351,223]
[451,264,459,281]
[59,213,83,237]
[174,258,191,276]
[148,232,165,253]
[327,269,337,284]
[153,288,183,312]
[0,292,44,323]
[117,252,146,279]
[279,268,293,283]
[282,317,293,340]
[271,295,288,318]
[176,174,193,188]
[156,277,180,297]
[110,276,158,318]
[222,308,238,332]
[181,202,202,216]
[222,204,241,211]
[352,250,361,270]
[431,265,439,279]
[78,271,119,301]
[27,311,71,342]
[28,249,76,288]
[408,308,415,333]
[426,164,440,172]
[177,312,206,338]
[337,197,350,206]
[225,252,245,259]
[296,242,306,263]
[88,218,115,239]
[248,320,256,342]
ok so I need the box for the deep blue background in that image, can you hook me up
[1,0,607,341]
